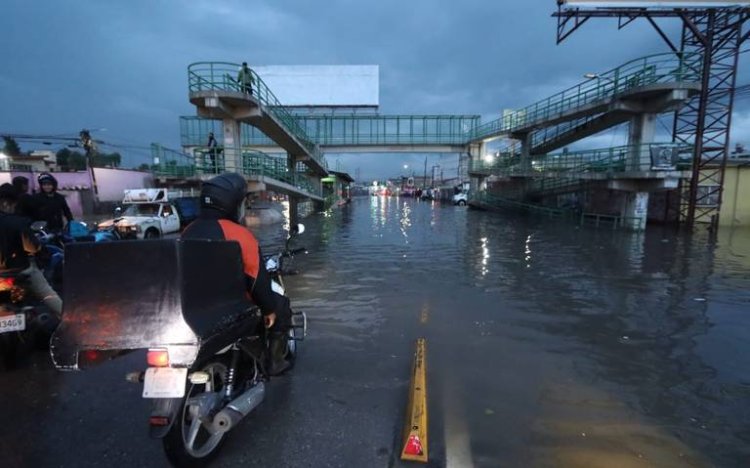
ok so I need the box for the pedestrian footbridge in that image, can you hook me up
[187,62,328,176]
[468,53,701,151]
[153,53,704,229]
[178,114,479,155]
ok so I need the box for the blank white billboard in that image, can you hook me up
[253,65,379,107]
[559,0,750,6]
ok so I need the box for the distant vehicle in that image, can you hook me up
[453,192,468,206]
[98,189,185,239]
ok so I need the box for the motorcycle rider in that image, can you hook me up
[32,173,74,232]
[181,173,292,375]
[0,183,62,316]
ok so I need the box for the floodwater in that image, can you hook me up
[1,196,748,467]
[257,196,750,467]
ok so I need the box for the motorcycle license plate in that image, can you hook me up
[142,368,187,399]
[0,313,25,333]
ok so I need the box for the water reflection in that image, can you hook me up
[254,199,750,466]
[400,201,411,242]
[480,237,489,276]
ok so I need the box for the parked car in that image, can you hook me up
[453,192,468,206]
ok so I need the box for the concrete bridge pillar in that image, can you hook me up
[289,196,299,227]
[621,191,649,231]
[467,143,481,193]
[519,132,532,172]
[627,113,656,171]
[222,118,242,174]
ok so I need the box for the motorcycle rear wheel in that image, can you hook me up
[162,360,229,467]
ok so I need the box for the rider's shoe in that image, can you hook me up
[269,359,291,376]
[268,335,291,376]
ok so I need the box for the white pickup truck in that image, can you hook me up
[98,189,182,239]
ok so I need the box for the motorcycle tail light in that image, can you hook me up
[0,277,15,292]
[148,416,170,426]
[147,348,169,367]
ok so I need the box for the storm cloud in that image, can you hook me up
[1,0,748,179]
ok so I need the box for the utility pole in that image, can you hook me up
[80,129,99,195]
[423,156,427,189]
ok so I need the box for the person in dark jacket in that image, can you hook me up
[32,173,73,232]
[12,176,36,218]
[0,183,62,316]
[181,173,292,375]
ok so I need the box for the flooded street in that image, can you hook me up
[2,196,749,467]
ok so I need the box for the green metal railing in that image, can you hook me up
[469,152,520,175]
[179,114,479,148]
[299,114,478,146]
[187,62,327,170]
[151,144,196,177]
[470,143,692,178]
[241,152,319,195]
[530,113,604,153]
[471,53,702,141]
[151,143,319,197]
[472,192,574,217]
[471,192,643,230]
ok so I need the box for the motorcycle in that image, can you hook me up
[31,221,65,291]
[0,270,59,370]
[50,225,308,466]
[67,220,121,243]
[262,224,308,370]
[34,220,121,292]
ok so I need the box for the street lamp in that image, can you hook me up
[584,73,615,83]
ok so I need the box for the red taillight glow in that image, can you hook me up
[149,416,170,426]
[147,348,169,367]
[0,277,15,291]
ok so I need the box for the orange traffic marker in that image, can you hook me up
[401,338,428,463]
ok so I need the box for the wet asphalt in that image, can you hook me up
[1,196,749,467]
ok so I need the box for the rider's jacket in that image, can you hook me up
[0,211,39,270]
[31,192,73,232]
[181,211,278,316]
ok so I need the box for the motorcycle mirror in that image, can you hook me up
[114,206,122,215]
[31,221,48,232]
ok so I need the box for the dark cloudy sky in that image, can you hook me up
[2,0,749,180]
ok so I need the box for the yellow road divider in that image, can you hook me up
[401,338,428,463]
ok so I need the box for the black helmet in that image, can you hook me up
[38,173,58,190]
[200,173,247,220]
[0,183,18,202]
[11,176,29,189]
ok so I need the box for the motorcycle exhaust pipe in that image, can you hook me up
[211,382,265,433]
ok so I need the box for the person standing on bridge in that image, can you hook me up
[207,131,220,173]
[238,62,255,96]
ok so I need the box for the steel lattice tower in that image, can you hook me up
[554,3,750,229]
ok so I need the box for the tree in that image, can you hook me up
[56,148,87,171]
[90,152,121,168]
[2,136,21,157]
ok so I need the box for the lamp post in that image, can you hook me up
[583,73,616,97]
